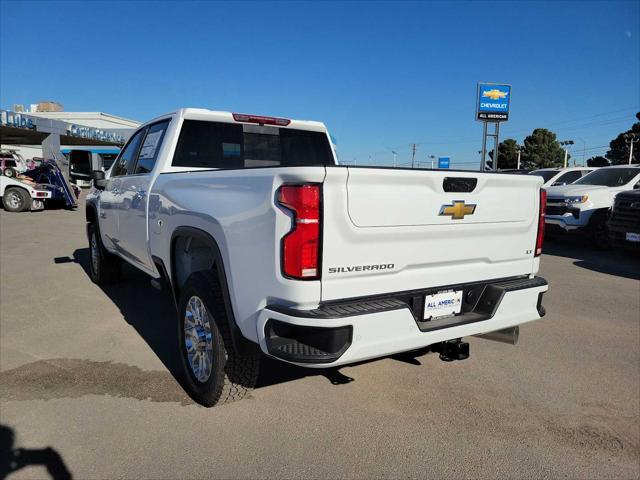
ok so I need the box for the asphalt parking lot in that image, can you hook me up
[1,199,639,480]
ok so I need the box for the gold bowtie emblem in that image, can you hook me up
[482,88,508,100]
[439,201,476,220]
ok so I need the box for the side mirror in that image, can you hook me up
[91,170,107,190]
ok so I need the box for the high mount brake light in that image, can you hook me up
[232,113,291,126]
[277,185,321,280]
[535,189,547,256]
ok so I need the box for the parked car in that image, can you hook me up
[608,189,640,250]
[86,108,549,407]
[0,175,52,212]
[528,167,595,188]
[545,165,640,248]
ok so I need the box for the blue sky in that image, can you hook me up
[1,0,638,169]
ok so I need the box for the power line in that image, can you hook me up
[501,116,635,139]
[415,109,639,147]
[345,107,639,163]
[525,107,638,127]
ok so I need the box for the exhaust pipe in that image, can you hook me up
[476,326,519,345]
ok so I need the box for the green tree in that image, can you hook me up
[521,128,567,169]
[606,112,640,165]
[486,138,520,169]
[586,156,610,167]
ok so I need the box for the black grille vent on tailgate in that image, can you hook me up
[443,177,477,193]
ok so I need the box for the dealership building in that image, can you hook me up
[1,102,140,185]
[1,103,140,160]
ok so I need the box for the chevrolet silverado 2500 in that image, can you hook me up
[545,165,640,248]
[86,109,549,407]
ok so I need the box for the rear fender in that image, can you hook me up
[170,226,256,354]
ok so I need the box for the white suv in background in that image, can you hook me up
[545,165,640,248]
[528,167,595,188]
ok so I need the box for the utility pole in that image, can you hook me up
[411,144,417,168]
[559,140,574,168]
[624,133,638,164]
[516,146,522,170]
[576,137,586,166]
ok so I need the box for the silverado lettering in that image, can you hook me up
[328,264,394,273]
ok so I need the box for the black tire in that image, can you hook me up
[88,222,122,285]
[589,212,611,250]
[2,187,30,212]
[177,270,260,407]
[3,167,17,178]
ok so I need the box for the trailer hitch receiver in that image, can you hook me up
[434,339,470,362]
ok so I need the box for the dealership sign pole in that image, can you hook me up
[476,83,511,171]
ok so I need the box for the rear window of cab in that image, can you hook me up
[172,120,334,169]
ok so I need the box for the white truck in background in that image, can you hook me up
[528,166,595,187]
[545,165,640,248]
[0,175,51,212]
[86,108,549,407]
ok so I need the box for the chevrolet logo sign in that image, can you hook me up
[439,201,476,220]
[482,88,508,100]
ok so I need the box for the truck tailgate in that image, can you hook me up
[321,167,542,302]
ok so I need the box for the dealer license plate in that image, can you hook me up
[626,232,640,243]
[424,290,463,320]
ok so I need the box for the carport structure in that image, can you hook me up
[0,110,133,206]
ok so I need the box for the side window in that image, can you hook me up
[134,120,170,174]
[111,129,145,177]
[556,171,582,184]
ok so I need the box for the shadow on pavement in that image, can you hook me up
[52,249,432,400]
[0,424,72,480]
[543,239,640,281]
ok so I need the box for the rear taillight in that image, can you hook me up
[535,189,547,256]
[277,184,321,279]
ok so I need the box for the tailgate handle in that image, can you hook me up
[443,177,477,193]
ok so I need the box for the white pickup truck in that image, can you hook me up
[86,109,549,407]
[545,165,640,248]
